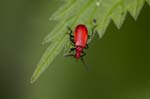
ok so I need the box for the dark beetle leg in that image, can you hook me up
[81,51,86,57]
[67,26,74,37]
[81,57,85,64]
[67,26,75,44]
[70,37,75,44]
[64,47,75,57]
[69,48,76,53]
[85,44,89,49]
[88,35,90,39]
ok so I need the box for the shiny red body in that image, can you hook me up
[74,24,88,59]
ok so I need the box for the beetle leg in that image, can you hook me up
[85,44,89,49]
[81,51,86,57]
[69,36,75,46]
[69,48,76,53]
[81,57,85,64]
[67,26,74,37]
[64,47,75,57]
[70,37,75,44]
[67,26,75,44]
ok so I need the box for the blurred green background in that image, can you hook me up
[0,0,150,99]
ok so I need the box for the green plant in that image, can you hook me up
[31,0,150,83]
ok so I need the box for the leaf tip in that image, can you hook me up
[49,17,56,21]
[42,39,47,45]
[30,70,39,84]
[30,65,42,84]
[30,77,35,84]
[42,36,51,45]
[97,30,104,39]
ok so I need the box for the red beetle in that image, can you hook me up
[65,22,97,65]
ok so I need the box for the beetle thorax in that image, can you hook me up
[75,46,83,59]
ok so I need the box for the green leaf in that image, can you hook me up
[31,0,150,83]
[31,34,68,83]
